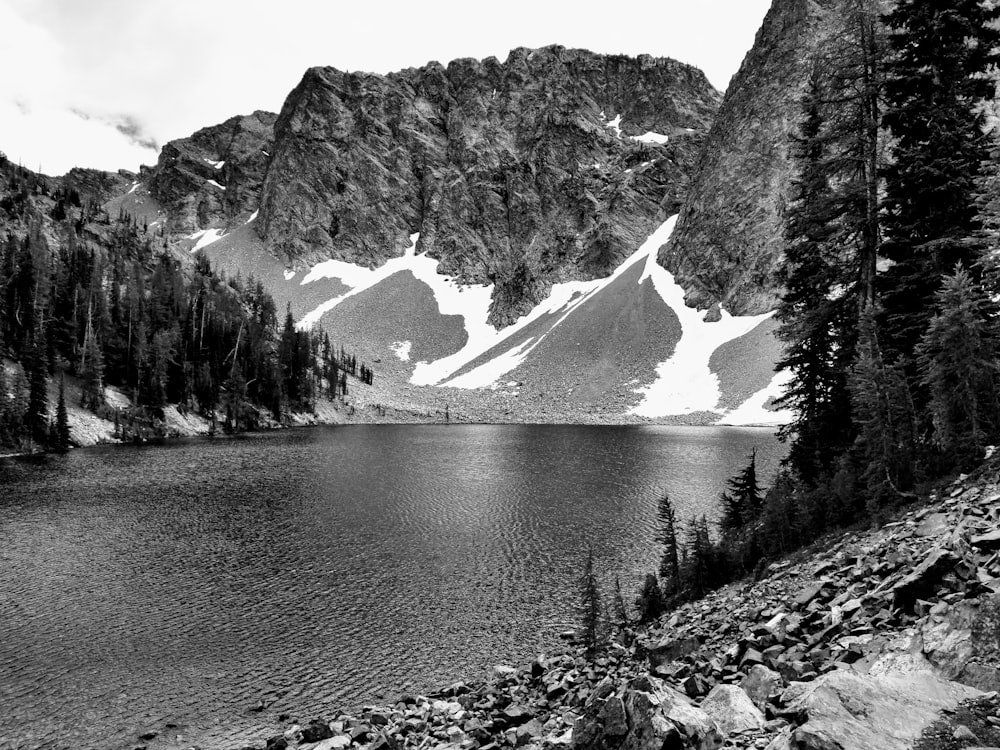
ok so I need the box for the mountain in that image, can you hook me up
[148,46,721,328]
[4,22,814,426]
[659,0,837,315]
[146,110,277,234]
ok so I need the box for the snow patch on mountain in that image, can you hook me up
[297,234,494,342]
[290,217,789,421]
[390,341,412,362]
[443,339,537,389]
[189,228,226,252]
[630,222,775,417]
[604,112,623,137]
[416,221,674,388]
[633,131,670,145]
[718,370,794,426]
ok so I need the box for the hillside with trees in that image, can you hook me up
[0,156,374,453]
[632,0,1000,615]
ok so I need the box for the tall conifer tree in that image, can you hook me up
[776,0,885,486]
[578,548,604,659]
[55,375,70,452]
[655,493,680,596]
[880,0,1000,359]
[917,266,1000,470]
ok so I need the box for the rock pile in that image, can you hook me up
[248,461,1000,750]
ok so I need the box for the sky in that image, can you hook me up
[0,0,772,176]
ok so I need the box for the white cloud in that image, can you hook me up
[1,0,772,175]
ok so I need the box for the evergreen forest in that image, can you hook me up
[0,156,373,452]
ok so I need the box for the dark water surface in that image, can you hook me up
[0,424,783,750]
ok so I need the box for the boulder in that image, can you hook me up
[971,530,1000,550]
[624,677,722,750]
[300,720,335,743]
[916,512,950,537]
[892,548,959,613]
[644,635,701,670]
[793,583,826,609]
[921,594,1000,690]
[515,719,543,746]
[741,665,783,710]
[699,685,765,736]
[782,669,981,750]
[683,673,710,698]
[368,733,399,750]
[572,676,721,750]
[597,695,628,737]
[312,737,351,750]
[500,705,535,728]
[762,727,793,750]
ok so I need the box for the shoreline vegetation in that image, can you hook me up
[0,379,786,463]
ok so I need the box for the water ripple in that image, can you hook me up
[0,424,782,750]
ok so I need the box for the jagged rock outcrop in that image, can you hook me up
[147,110,276,233]
[258,46,720,326]
[659,0,838,314]
[61,167,134,206]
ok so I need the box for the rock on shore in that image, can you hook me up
[236,457,1000,750]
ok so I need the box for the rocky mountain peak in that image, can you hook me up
[257,45,721,326]
[659,0,840,315]
[147,109,276,234]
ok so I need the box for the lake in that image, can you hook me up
[0,424,783,750]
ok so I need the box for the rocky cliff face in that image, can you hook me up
[147,110,276,234]
[258,46,720,326]
[62,167,134,206]
[659,0,838,315]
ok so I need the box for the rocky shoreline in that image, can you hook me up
[212,457,1000,750]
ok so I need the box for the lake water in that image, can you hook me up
[0,424,783,750]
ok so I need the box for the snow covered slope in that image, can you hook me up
[194,215,789,425]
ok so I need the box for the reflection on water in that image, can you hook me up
[0,424,782,750]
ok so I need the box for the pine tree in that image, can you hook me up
[757,472,802,556]
[25,339,48,447]
[79,303,105,410]
[683,516,718,599]
[719,450,764,531]
[655,493,680,597]
[775,73,854,485]
[635,573,665,624]
[849,315,917,512]
[222,362,252,434]
[0,358,9,447]
[55,374,70,452]
[775,0,886,485]
[976,138,1000,263]
[917,265,1000,470]
[578,548,604,659]
[880,0,1000,360]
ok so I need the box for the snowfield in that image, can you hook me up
[291,217,790,423]
[629,217,775,418]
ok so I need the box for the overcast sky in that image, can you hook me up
[0,0,772,176]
